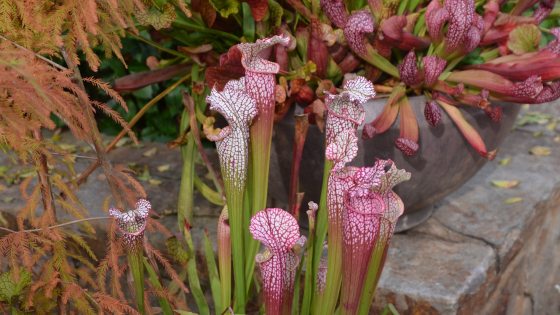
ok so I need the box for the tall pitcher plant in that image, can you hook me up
[202,35,410,314]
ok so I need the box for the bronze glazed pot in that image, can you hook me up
[269,95,521,232]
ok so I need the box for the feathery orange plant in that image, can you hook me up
[0,1,185,312]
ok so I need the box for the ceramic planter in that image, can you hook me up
[269,96,520,231]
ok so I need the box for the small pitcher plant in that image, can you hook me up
[109,199,151,314]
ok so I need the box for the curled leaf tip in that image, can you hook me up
[344,11,375,56]
[535,81,560,103]
[395,137,419,156]
[308,201,318,212]
[380,16,406,45]
[237,35,291,74]
[512,75,543,98]
[464,15,484,53]
[307,201,318,222]
[426,0,449,40]
[380,16,429,50]
[422,56,447,86]
[445,0,475,52]
[362,123,377,139]
[484,106,502,123]
[424,100,442,127]
[399,51,421,86]
[320,0,348,28]
[545,28,560,54]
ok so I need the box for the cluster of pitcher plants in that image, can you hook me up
[111,36,409,314]
[197,35,409,314]
[1,0,560,314]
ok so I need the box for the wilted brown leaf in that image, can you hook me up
[504,197,523,204]
[149,179,162,186]
[143,147,158,157]
[529,146,551,156]
[246,0,268,21]
[205,47,245,90]
[491,180,520,189]
[157,164,171,172]
[192,0,217,26]
[498,157,511,166]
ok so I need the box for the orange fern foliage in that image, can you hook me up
[0,0,146,71]
[0,1,194,313]
[0,42,136,154]
[0,44,88,151]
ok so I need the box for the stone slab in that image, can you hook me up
[0,138,221,251]
[372,101,560,314]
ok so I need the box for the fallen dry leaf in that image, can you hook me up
[81,145,93,153]
[157,164,171,172]
[498,157,511,166]
[149,179,162,186]
[143,147,158,157]
[138,166,151,181]
[2,196,14,203]
[491,180,520,189]
[515,111,552,127]
[0,212,8,226]
[504,197,523,204]
[529,146,551,156]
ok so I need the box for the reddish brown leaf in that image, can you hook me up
[113,64,190,92]
[274,44,289,72]
[308,22,329,78]
[246,0,268,21]
[192,0,217,27]
[205,47,245,90]
[362,85,405,139]
[338,52,361,73]
[396,96,419,156]
[439,100,496,159]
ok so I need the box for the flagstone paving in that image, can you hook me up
[372,102,560,315]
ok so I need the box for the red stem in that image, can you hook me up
[33,129,57,223]
[288,114,310,218]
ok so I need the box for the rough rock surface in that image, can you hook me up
[373,102,560,315]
